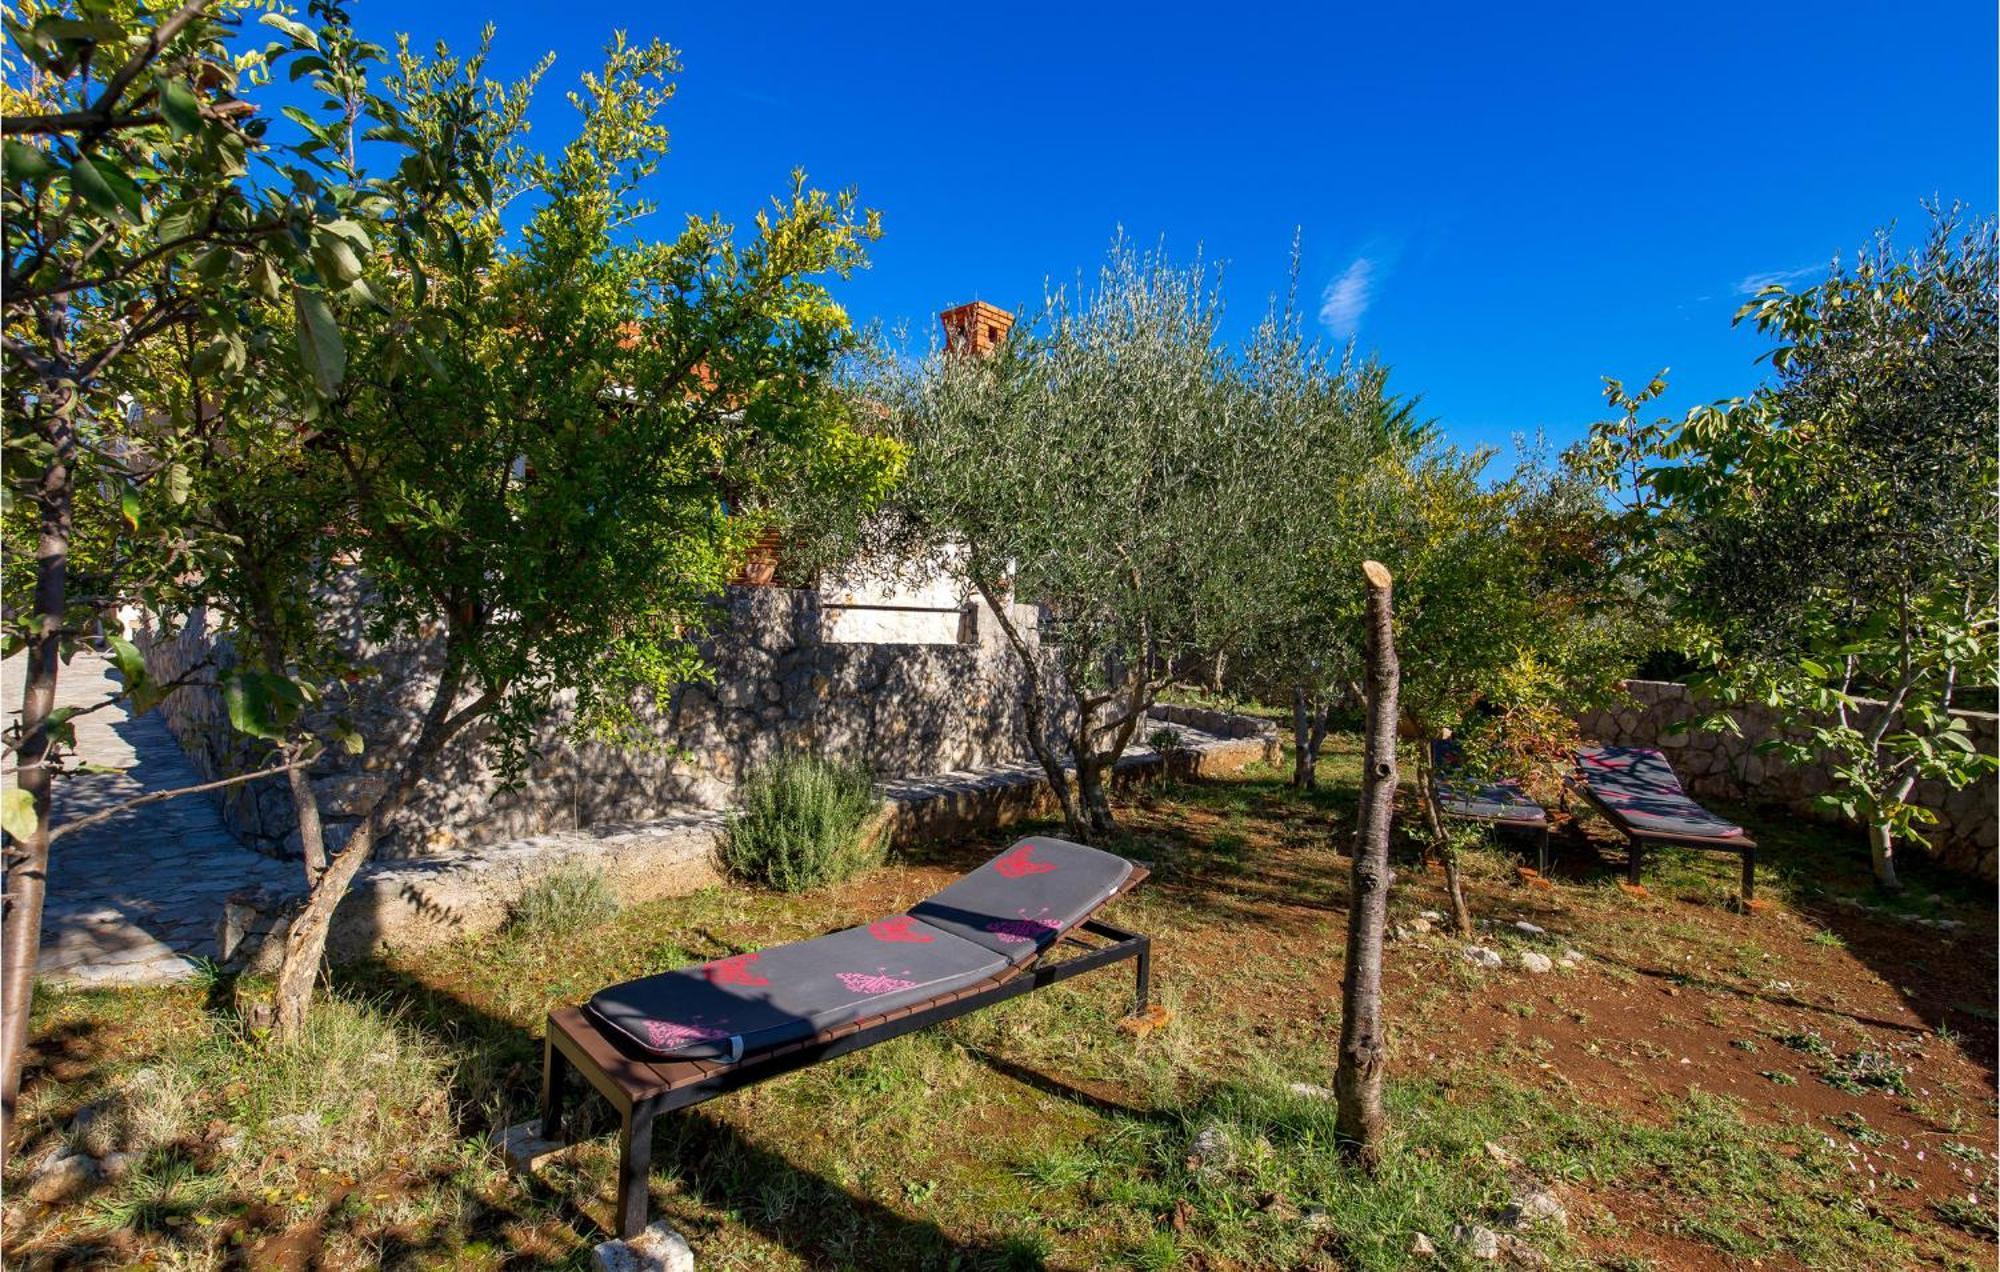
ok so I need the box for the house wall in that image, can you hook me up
[143,586,1041,861]
[1577,680,1997,881]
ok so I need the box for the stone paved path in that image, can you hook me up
[4,652,298,987]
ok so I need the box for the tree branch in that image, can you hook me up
[45,752,315,844]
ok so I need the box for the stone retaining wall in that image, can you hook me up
[1577,680,1997,881]
[144,587,1041,860]
[225,707,1278,970]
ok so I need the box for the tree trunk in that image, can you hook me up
[1,404,75,1153]
[270,658,473,1040]
[272,819,375,1036]
[1335,561,1399,1169]
[1868,767,1922,892]
[1074,748,1116,838]
[1291,687,1315,789]
[254,622,327,887]
[1867,823,1901,892]
[1311,702,1334,774]
[973,580,1086,839]
[1414,746,1473,936]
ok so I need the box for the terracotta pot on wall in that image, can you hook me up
[731,527,784,588]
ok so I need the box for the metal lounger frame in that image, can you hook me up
[1565,778,1757,900]
[539,905,1151,1239]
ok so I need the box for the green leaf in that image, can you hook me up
[120,485,140,530]
[1,788,36,842]
[68,155,139,222]
[292,285,345,395]
[258,12,320,49]
[310,225,363,283]
[159,78,202,137]
[4,139,55,184]
[221,671,302,741]
[105,633,147,686]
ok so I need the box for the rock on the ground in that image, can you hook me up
[1450,1222,1502,1260]
[1558,948,1584,966]
[492,1119,569,1173]
[1419,910,1445,924]
[1513,921,1546,936]
[1410,1230,1437,1256]
[1519,951,1554,974]
[592,1221,695,1272]
[1408,916,1434,934]
[1462,945,1504,969]
[1504,1186,1569,1230]
[1287,1081,1336,1101]
[99,1150,141,1180]
[26,1151,99,1202]
[1188,1123,1235,1175]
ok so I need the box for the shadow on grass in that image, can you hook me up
[1556,790,1998,1085]
[961,1046,1176,1129]
[338,961,1056,1270]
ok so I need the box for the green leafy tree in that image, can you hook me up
[1585,207,1998,890]
[232,33,896,1033]
[866,244,1239,839]
[0,0,423,1142]
[1215,277,1426,790]
[1385,446,1643,932]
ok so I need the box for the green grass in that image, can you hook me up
[508,864,620,937]
[8,739,1991,1270]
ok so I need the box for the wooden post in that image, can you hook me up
[1335,560,1399,1168]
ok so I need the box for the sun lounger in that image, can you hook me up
[1569,745,1756,899]
[538,837,1154,1237]
[1429,739,1551,873]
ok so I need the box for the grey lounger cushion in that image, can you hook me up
[1575,745,1745,840]
[587,836,1134,1060]
[909,836,1135,963]
[588,918,1008,1061]
[1430,740,1547,825]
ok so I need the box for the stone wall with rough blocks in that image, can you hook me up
[143,587,1043,861]
[222,704,1280,971]
[1577,680,1997,881]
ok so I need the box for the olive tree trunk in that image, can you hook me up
[1335,560,1399,1168]
[1290,687,1335,790]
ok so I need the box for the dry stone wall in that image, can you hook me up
[143,587,1040,860]
[1577,680,1997,881]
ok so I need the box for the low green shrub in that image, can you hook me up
[723,753,883,892]
[507,863,619,937]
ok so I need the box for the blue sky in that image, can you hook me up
[360,0,1994,456]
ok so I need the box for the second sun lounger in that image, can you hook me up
[538,837,1154,1237]
[1570,745,1756,900]
[1429,739,1552,873]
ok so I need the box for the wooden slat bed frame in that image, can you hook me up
[539,868,1153,1238]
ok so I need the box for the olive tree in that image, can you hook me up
[1220,295,1425,789]
[870,245,1237,839]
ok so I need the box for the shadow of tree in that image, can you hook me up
[337,961,1055,1270]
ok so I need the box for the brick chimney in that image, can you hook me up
[939,300,1014,357]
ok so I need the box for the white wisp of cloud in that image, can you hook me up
[1319,256,1376,337]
